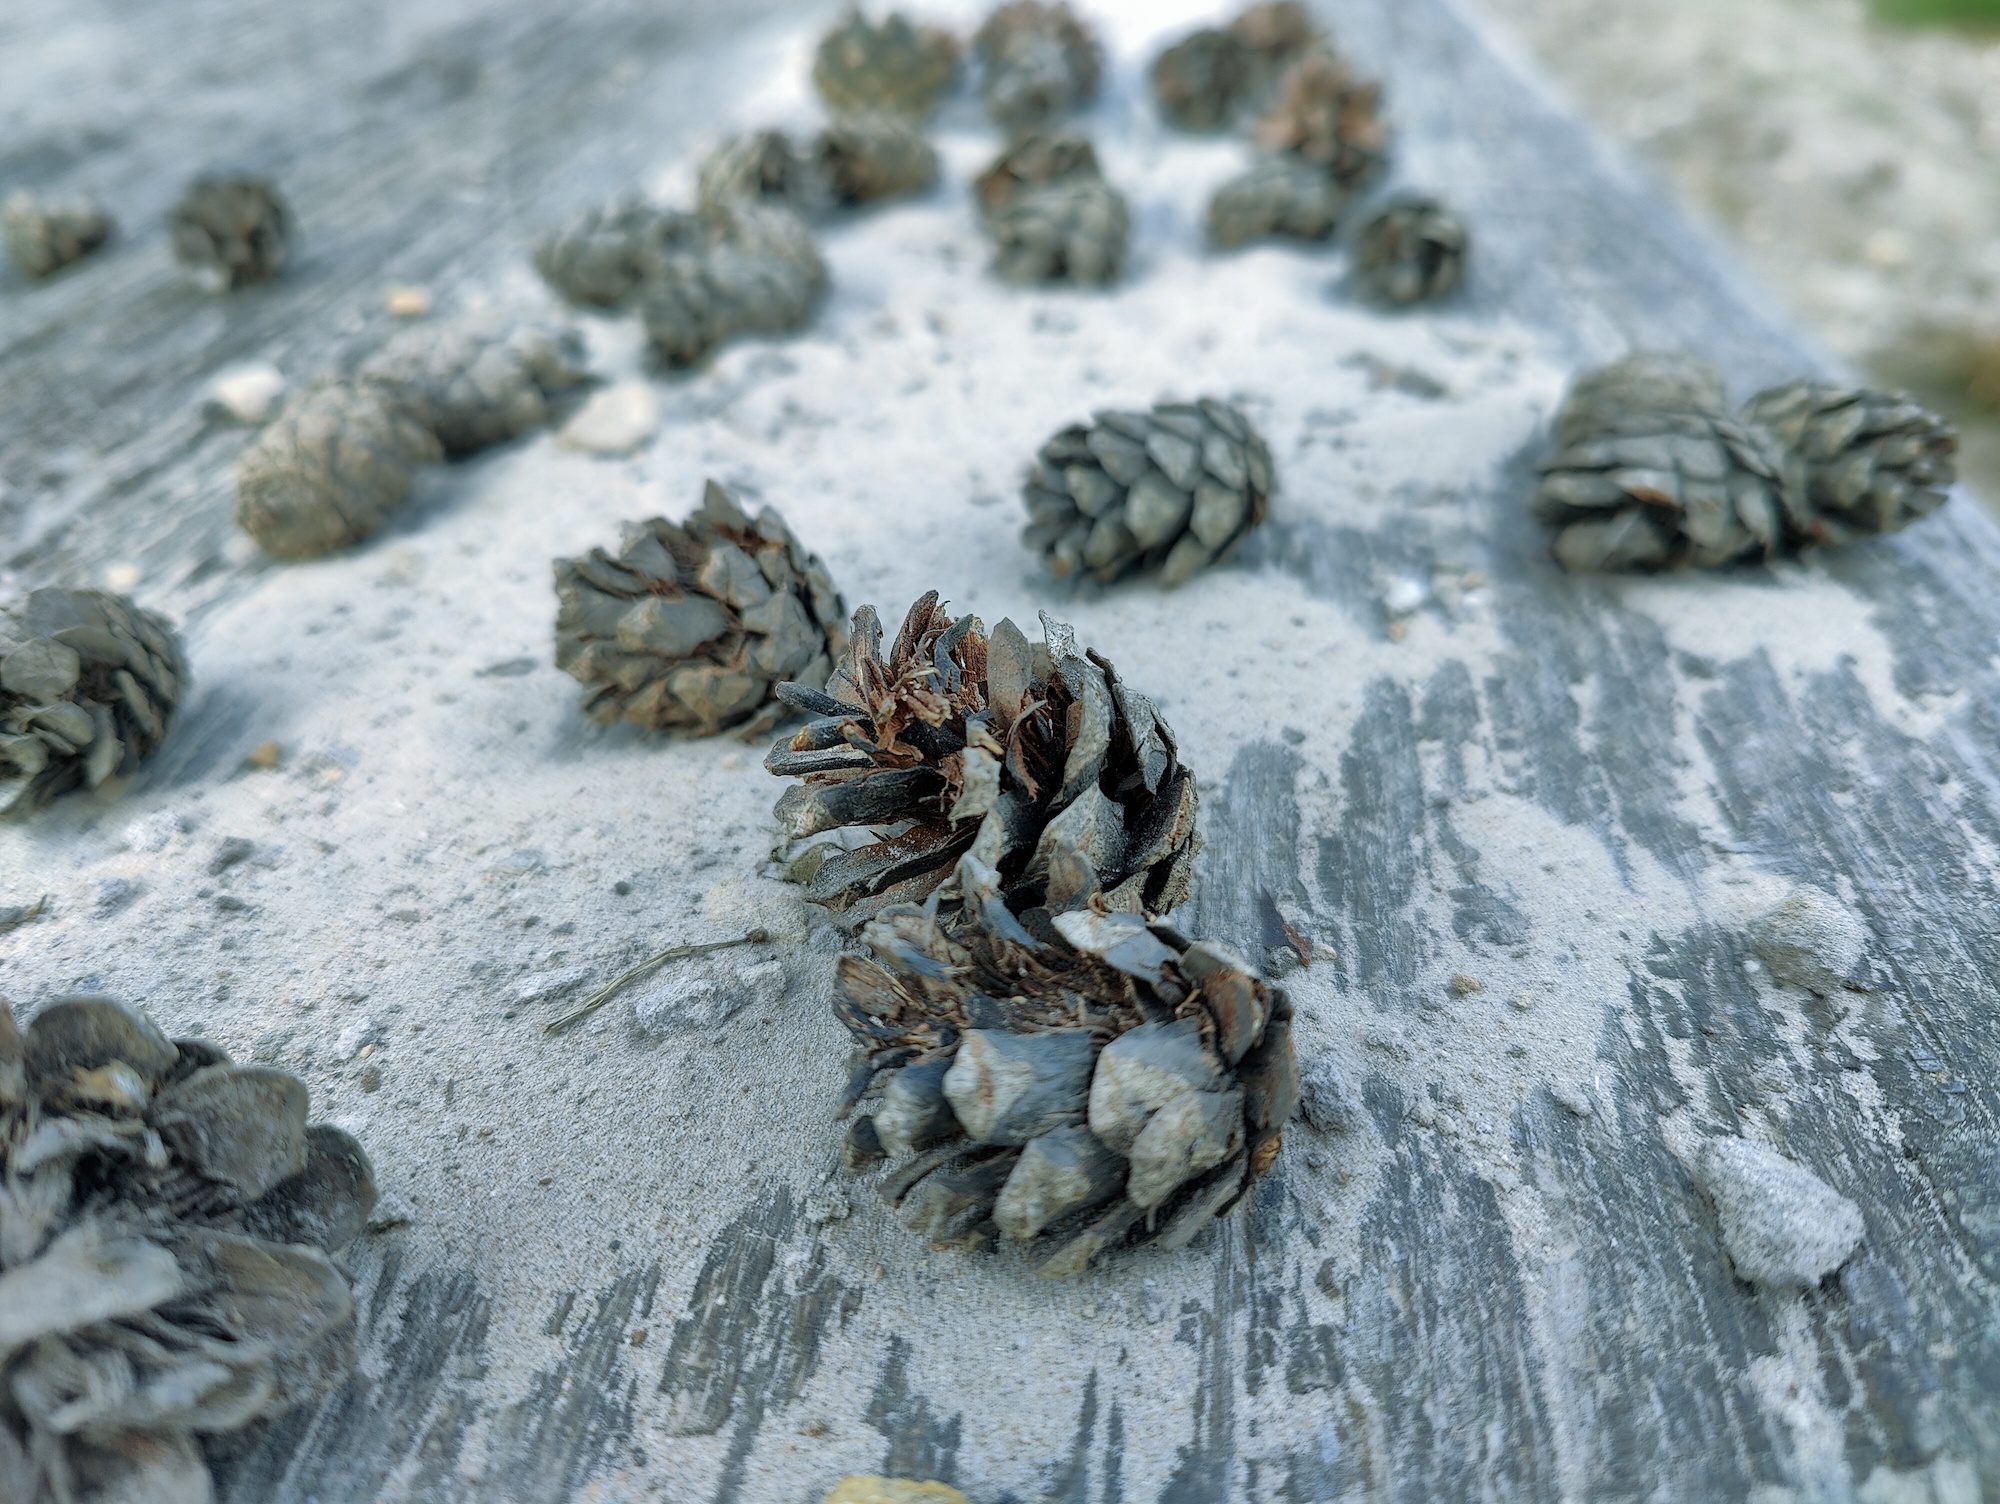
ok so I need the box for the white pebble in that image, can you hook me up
[335,1014,382,1062]
[1381,577,1429,616]
[1297,1053,1358,1134]
[1747,887,1866,996]
[1693,1136,1864,1288]
[512,966,589,1004]
[559,381,659,456]
[632,972,739,1034]
[205,362,286,424]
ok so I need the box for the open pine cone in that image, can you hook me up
[974,131,1127,285]
[1206,153,1345,247]
[168,177,291,290]
[1023,399,1273,584]
[361,312,589,457]
[235,378,444,560]
[813,10,963,119]
[1258,51,1388,191]
[1,589,185,815]
[2,192,112,280]
[766,593,1199,929]
[697,119,939,216]
[554,480,845,737]
[637,202,828,368]
[533,199,672,309]
[1151,2,1319,131]
[1352,197,1468,306]
[0,994,376,1504]
[974,1,1103,134]
[1741,381,1956,542]
[836,854,1297,1275]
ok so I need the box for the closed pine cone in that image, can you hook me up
[638,202,828,367]
[1741,381,1956,542]
[235,378,443,559]
[974,1,1102,134]
[974,131,1127,285]
[1259,50,1388,191]
[1151,2,1319,131]
[554,481,845,737]
[1023,399,1274,584]
[533,199,672,309]
[697,132,833,217]
[813,10,963,119]
[835,853,1298,1275]
[360,312,589,457]
[1,192,112,279]
[0,994,377,1504]
[698,119,939,215]
[0,589,186,814]
[168,176,292,289]
[1206,153,1345,247]
[766,593,1200,928]
[1352,197,1468,306]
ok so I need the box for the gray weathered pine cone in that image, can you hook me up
[2,192,113,280]
[235,378,444,560]
[1258,50,1388,191]
[1352,196,1468,305]
[835,853,1298,1275]
[1206,152,1344,247]
[697,118,939,216]
[0,994,377,1504]
[812,10,963,119]
[532,199,671,309]
[1023,399,1273,584]
[638,202,828,367]
[1151,3,1320,131]
[766,592,1199,929]
[360,312,590,457]
[697,132,834,218]
[974,1,1103,134]
[1740,381,1957,543]
[0,589,185,815]
[168,177,292,290]
[974,131,1127,285]
[554,480,845,737]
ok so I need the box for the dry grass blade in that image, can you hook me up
[544,928,771,1035]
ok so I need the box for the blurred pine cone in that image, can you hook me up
[1023,399,1273,583]
[235,378,443,559]
[1206,153,1344,247]
[813,10,963,119]
[1258,51,1388,191]
[1230,1,1320,81]
[533,199,672,309]
[1741,381,1956,542]
[974,2,1102,134]
[698,119,939,215]
[1352,197,1468,306]
[1,192,112,280]
[361,312,589,457]
[0,994,376,1504]
[1552,351,1728,450]
[835,854,1297,1274]
[0,589,185,814]
[697,132,833,217]
[168,177,291,289]
[638,202,828,367]
[974,131,1127,285]
[766,593,1199,927]
[1151,30,1249,132]
[554,480,845,736]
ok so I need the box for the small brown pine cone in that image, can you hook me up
[834,854,1298,1274]
[0,995,377,1504]
[637,202,828,368]
[554,480,845,737]
[2,192,112,279]
[0,589,186,814]
[766,593,1199,929]
[1352,197,1468,306]
[974,131,1127,285]
[360,312,589,457]
[1151,29,1250,132]
[813,10,963,119]
[1740,381,1956,542]
[1023,399,1274,584]
[168,176,292,289]
[1258,50,1388,191]
[975,1,1103,134]
[235,378,443,560]
[533,198,672,309]
[1206,153,1345,247]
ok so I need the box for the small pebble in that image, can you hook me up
[242,741,284,771]
[632,973,738,1034]
[1447,972,1482,997]
[208,836,256,876]
[335,1014,382,1062]
[1297,1053,1358,1135]
[512,967,590,1004]
[206,362,287,424]
[1746,886,1867,996]
[384,285,432,318]
[1382,577,1429,616]
[1692,1136,1864,1287]
[558,381,660,455]
[93,877,139,915]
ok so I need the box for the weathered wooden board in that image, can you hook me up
[4,0,1998,1501]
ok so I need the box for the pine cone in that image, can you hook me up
[766,593,1199,929]
[533,199,671,309]
[974,2,1102,134]
[813,10,963,119]
[1151,29,1250,132]
[1,192,112,279]
[1740,381,1956,541]
[637,202,828,367]
[1551,352,1729,451]
[1352,197,1468,306]
[554,480,845,736]
[168,177,291,289]
[1258,50,1388,190]
[697,132,833,217]
[360,312,588,457]
[0,590,185,814]
[698,119,939,215]
[235,378,444,560]
[1206,153,1344,247]
[834,854,1297,1275]
[1022,400,1273,584]
[974,131,1127,285]
[0,994,376,1504]
[1229,1,1320,76]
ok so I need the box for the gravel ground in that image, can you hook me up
[1470,0,2000,501]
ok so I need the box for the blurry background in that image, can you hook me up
[1477,0,2000,504]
